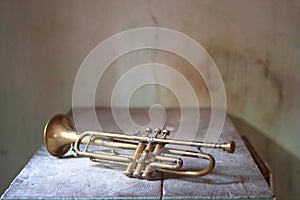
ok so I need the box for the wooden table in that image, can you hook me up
[1,108,274,199]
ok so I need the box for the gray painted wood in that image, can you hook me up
[1,108,274,199]
[2,146,161,199]
[161,110,274,199]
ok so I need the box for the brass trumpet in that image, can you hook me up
[44,114,235,179]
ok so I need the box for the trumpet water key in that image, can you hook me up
[44,114,236,179]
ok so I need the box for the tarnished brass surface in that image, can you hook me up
[44,114,236,179]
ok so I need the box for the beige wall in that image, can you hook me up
[1,0,299,199]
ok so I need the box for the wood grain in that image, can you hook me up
[1,108,274,199]
[161,110,274,199]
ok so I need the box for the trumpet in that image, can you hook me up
[44,114,235,179]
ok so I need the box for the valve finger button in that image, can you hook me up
[162,129,170,138]
[145,128,152,136]
[154,128,162,137]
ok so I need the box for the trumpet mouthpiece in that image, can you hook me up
[224,141,236,153]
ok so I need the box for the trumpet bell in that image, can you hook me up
[44,114,78,157]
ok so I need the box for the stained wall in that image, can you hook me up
[0,1,299,199]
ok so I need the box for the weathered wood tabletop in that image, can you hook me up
[1,108,274,199]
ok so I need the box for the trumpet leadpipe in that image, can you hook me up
[80,131,236,154]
